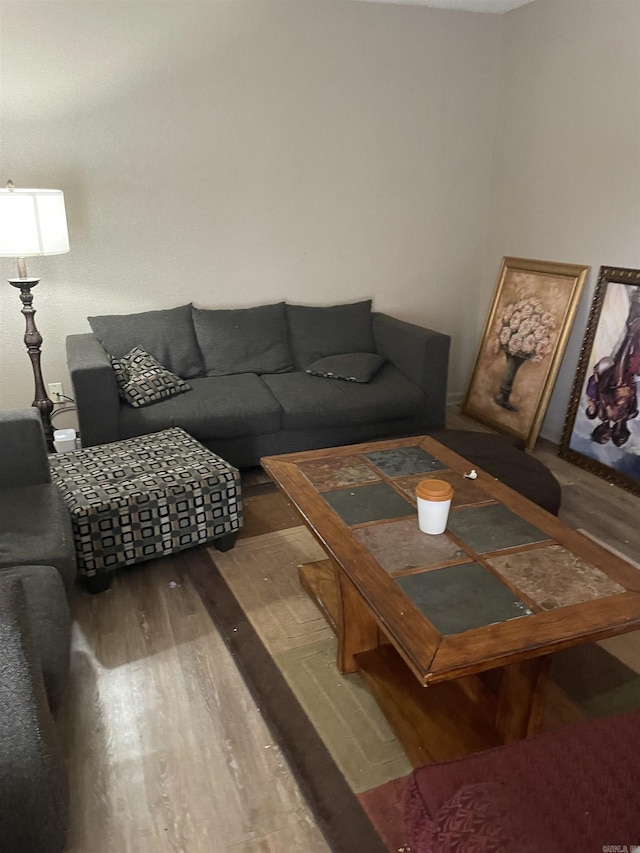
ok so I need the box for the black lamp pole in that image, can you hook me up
[8,273,55,452]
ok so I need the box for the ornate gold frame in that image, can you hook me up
[462,257,589,451]
[559,266,640,496]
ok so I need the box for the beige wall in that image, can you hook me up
[0,0,500,425]
[1,0,638,445]
[484,0,640,440]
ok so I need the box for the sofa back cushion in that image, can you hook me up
[192,302,294,376]
[88,304,203,379]
[286,300,376,369]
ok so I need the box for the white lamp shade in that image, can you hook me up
[0,188,69,257]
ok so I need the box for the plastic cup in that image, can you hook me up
[415,479,453,535]
[53,428,77,453]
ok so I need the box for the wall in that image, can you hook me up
[483,0,640,441]
[0,0,500,425]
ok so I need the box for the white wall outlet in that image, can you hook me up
[48,382,64,402]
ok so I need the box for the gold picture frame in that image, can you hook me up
[462,257,590,450]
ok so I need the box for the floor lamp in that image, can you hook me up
[0,181,70,452]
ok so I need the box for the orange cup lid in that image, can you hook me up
[415,478,453,502]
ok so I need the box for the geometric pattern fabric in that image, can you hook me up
[111,346,192,407]
[50,427,243,579]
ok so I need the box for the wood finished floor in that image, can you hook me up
[60,408,640,852]
[60,549,330,853]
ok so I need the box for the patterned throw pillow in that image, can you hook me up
[305,352,386,383]
[111,347,192,408]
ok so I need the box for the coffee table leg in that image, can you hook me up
[336,566,379,674]
[495,655,552,742]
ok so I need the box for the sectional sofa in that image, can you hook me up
[66,299,451,468]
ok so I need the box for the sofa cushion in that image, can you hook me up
[111,347,192,408]
[262,363,424,430]
[305,352,386,383]
[0,483,77,592]
[88,304,203,379]
[0,408,51,489]
[0,566,70,713]
[286,300,376,369]
[193,302,294,376]
[423,782,538,852]
[117,374,282,441]
[405,708,640,853]
[0,576,68,853]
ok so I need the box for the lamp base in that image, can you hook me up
[8,277,55,452]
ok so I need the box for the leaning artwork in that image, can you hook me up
[559,266,640,496]
[462,257,589,450]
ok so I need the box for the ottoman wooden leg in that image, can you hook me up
[213,532,237,553]
[84,573,112,594]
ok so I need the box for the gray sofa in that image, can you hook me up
[66,300,451,467]
[0,408,76,853]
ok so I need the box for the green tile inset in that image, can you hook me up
[322,482,414,526]
[364,447,447,478]
[447,503,550,554]
[395,562,532,635]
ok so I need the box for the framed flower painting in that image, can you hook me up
[559,266,640,496]
[462,257,589,450]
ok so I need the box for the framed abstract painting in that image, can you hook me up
[462,257,589,451]
[559,266,640,496]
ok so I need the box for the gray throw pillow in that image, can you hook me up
[192,302,294,376]
[88,304,203,378]
[286,300,376,368]
[111,347,192,408]
[305,353,386,383]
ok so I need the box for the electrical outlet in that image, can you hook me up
[48,382,63,402]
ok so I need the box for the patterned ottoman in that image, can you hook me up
[49,428,243,592]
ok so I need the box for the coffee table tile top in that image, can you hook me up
[364,446,447,478]
[262,437,640,690]
[298,455,381,490]
[447,503,550,554]
[353,518,468,575]
[321,482,414,526]
[395,471,495,509]
[395,562,533,635]
[488,545,626,609]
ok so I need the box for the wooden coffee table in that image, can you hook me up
[261,435,640,765]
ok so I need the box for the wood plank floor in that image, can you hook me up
[60,551,330,853]
[60,408,640,852]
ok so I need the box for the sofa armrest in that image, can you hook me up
[66,333,120,447]
[373,313,450,430]
[0,409,51,488]
[0,577,68,853]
